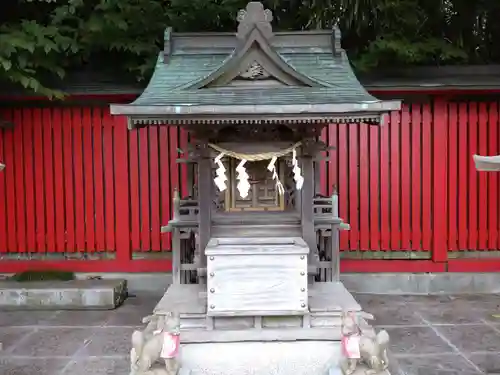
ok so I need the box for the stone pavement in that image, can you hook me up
[1,293,500,375]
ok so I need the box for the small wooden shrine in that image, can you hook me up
[111,3,400,374]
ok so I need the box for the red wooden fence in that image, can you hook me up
[0,97,500,273]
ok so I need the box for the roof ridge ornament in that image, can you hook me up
[236,2,273,41]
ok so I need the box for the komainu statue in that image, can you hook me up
[340,311,390,375]
[130,312,181,375]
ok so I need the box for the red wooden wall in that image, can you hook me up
[0,97,499,273]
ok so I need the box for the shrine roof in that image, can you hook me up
[110,2,401,127]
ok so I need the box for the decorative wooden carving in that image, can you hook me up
[236,2,274,40]
[239,61,271,80]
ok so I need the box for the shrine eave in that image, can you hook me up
[110,100,400,127]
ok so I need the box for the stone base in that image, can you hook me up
[0,279,127,310]
[155,282,361,343]
[179,341,342,375]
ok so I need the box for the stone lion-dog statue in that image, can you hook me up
[340,311,390,375]
[130,312,181,375]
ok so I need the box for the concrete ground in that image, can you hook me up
[1,293,500,375]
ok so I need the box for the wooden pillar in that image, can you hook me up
[172,189,181,284]
[197,150,212,266]
[331,189,340,281]
[301,155,316,267]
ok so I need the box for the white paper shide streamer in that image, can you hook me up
[291,149,304,190]
[267,156,285,195]
[236,159,251,198]
[211,144,303,196]
[213,152,227,192]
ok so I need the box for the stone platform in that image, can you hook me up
[0,279,127,310]
[154,281,361,342]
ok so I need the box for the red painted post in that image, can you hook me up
[114,116,132,267]
[432,98,448,262]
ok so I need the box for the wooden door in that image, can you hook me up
[227,159,285,211]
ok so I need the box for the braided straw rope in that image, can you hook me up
[208,141,302,161]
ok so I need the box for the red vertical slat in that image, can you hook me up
[337,123,349,250]
[52,108,66,252]
[478,103,489,250]
[447,103,458,251]
[432,99,448,262]
[328,124,337,196]
[139,128,151,251]
[149,126,161,251]
[33,109,46,252]
[114,116,131,266]
[63,109,75,252]
[102,111,116,251]
[159,126,171,250]
[379,112,390,251]
[369,122,380,251]
[73,108,86,252]
[13,110,26,252]
[421,103,432,251]
[468,102,478,250]
[179,129,190,198]
[93,108,106,251]
[390,111,401,250]
[457,103,469,250]
[488,102,498,250]
[358,124,369,250]
[3,110,17,252]
[348,124,359,250]
[0,119,6,253]
[129,129,140,251]
[411,104,422,251]
[400,105,411,250]
[42,109,56,252]
[319,127,328,195]
[82,108,95,252]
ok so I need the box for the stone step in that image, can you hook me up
[211,224,301,237]
[0,279,127,310]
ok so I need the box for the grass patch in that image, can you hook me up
[9,270,76,282]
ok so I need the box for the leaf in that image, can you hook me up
[0,58,12,71]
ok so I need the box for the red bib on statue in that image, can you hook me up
[342,335,360,359]
[160,333,180,359]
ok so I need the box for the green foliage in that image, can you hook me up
[1,0,500,97]
[9,270,76,282]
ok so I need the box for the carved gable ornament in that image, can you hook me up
[239,61,271,80]
[236,2,273,41]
